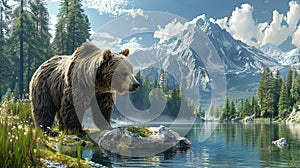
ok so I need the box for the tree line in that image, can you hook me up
[124,69,203,120]
[219,67,300,121]
[0,0,90,100]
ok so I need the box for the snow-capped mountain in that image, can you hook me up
[129,16,280,101]
[199,19,279,74]
[260,44,300,65]
[260,43,284,57]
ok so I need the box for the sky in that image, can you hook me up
[45,0,300,51]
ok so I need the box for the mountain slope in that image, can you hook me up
[129,16,280,101]
[260,44,300,65]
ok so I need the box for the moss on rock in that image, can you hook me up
[127,126,152,137]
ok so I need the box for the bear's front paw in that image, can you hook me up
[43,127,59,137]
[78,130,89,137]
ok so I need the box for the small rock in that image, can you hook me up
[43,160,67,168]
[272,137,287,147]
[178,137,191,149]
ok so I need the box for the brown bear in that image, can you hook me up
[29,43,140,136]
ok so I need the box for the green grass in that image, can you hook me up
[0,94,91,168]
[0,98,41,167]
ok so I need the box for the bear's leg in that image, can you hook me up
[91,93,115,130]
[56,112,65,131]
[31,85,58,136]
[59,88,85,136]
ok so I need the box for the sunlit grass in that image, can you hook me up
[0,94,41,167]
[0,93,90,168]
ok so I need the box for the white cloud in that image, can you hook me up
[91,32,121,49]
[262,1,300,46]
[215,1,300,48]
[90,32,144,53]
[47,0,145,17]
[154,19,186,43]
[119,37,143,53]
[131,26,149,32]
[262,10,289,46]
[286,1,300,31]
[153,14,206,44]
[82,0,145,18]
[214,4,267,47]
[292,26,300,47]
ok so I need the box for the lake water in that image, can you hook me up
[81,122,300,167]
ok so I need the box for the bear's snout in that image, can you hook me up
[129,79,140,92]
[133,81,140,89]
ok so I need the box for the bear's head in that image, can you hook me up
[96,49,140,94]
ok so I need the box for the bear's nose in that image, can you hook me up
[133,82,140,89]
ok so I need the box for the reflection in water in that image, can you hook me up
[69,123,300,167]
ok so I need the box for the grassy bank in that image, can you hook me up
[0,95,91,168]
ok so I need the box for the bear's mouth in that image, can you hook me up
[128,87,136,92]
[128,82,140,92]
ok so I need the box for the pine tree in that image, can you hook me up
[237,99,244,114]
[250,94,259,117]
[10,0,51,97]
[293,74,300,105]
[29,0,51,62]
[52,0,68,55]
[278,82,289,118]
[65,0,90,54]
[23,0,51,93]
[286,68,294,105]
[10,0,27,98]
[221,97,230,120]
[290,68,299,106]
[0,0,11,97]
[167,87,181,117]
[151,75,159,88]
[141,74,151,109]
[0,0,10,53]
[229,101,236,118]
[215,105,221,119]
[242,98,251,116]
[149,84,167,116]
[258,66,273,117]
[52,0,90,55]
[208,103,215,119]
[187,98,194,116]
[271,70,282,117]
[195,104,205,119]
[159,69,168,92]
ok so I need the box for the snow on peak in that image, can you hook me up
[259,44,300,65]
[260,43,284,57]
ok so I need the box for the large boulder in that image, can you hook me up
[97,125,191,156]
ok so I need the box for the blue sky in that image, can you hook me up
[46,0,300,50]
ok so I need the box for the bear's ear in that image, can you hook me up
[103,49,113,61]
[120,49,130,57]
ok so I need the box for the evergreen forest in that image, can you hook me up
[0,0,90,99]
[220,67,300,121]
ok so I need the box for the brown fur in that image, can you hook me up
[29,43,138,134]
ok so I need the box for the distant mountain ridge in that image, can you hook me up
[260,43,300,65]
[128,16,296,101]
